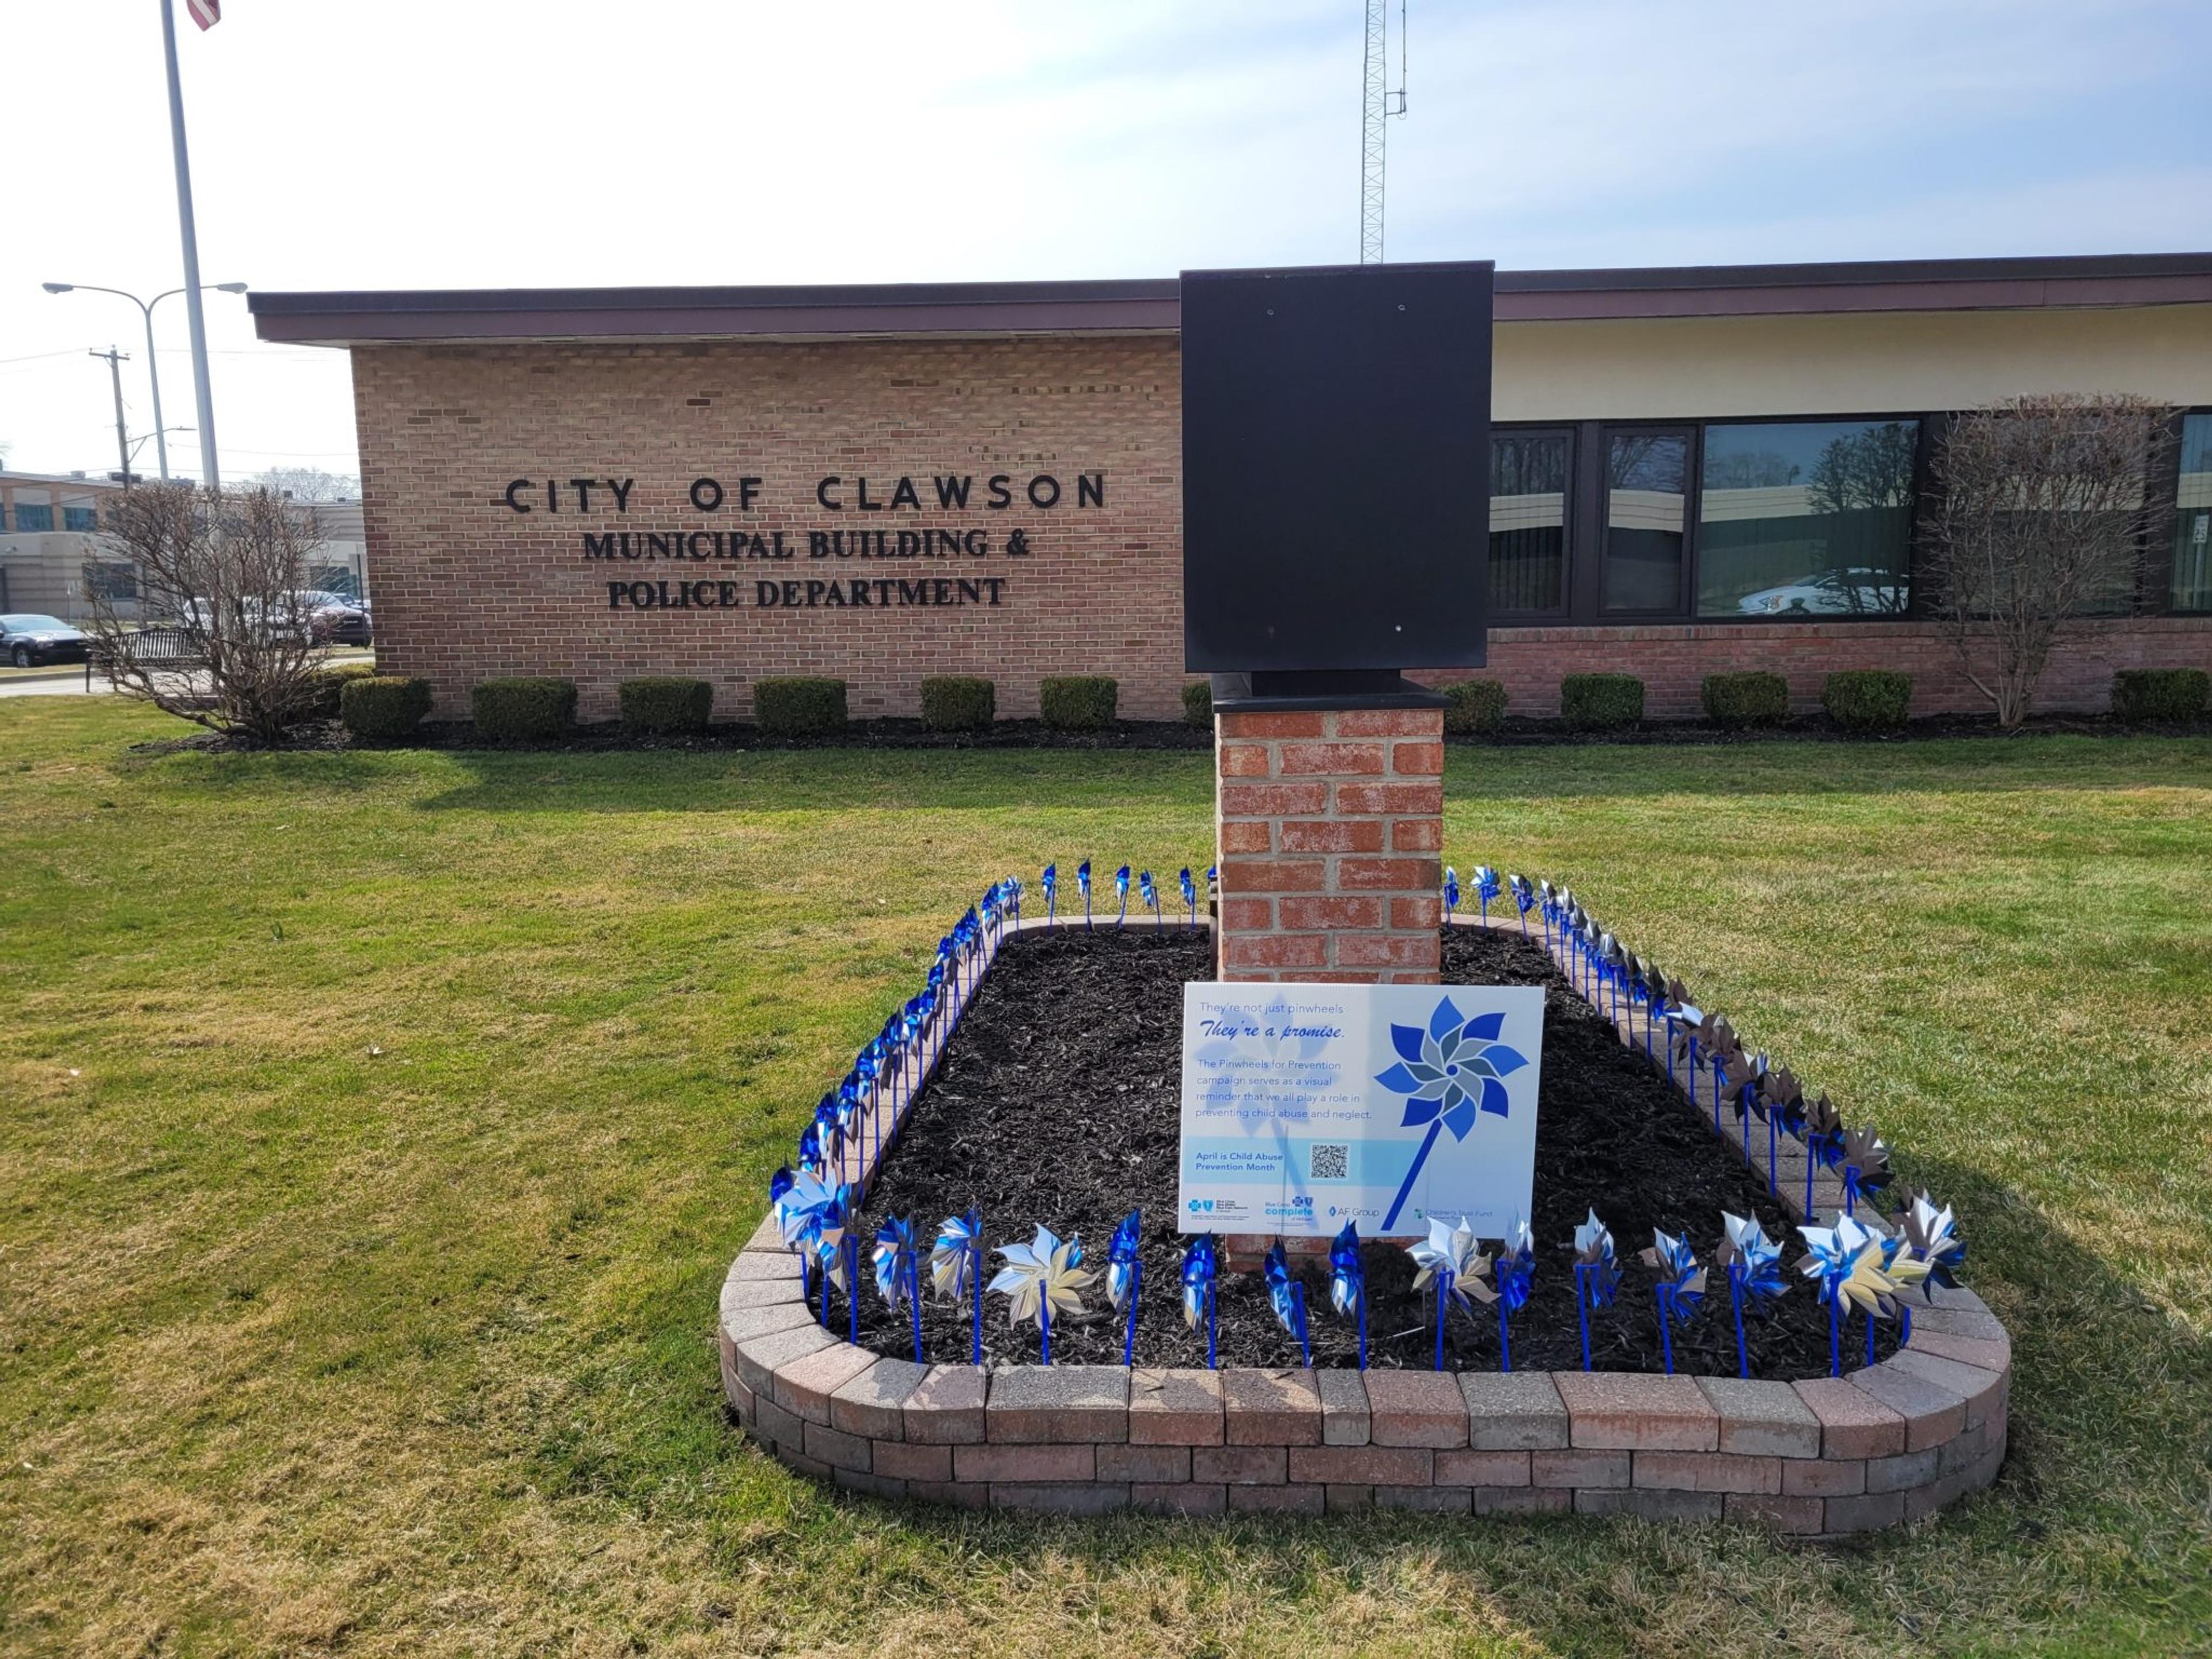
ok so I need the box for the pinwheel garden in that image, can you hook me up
[752,866,1969,1387]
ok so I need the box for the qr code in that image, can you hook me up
[1308,1143,1349,1180]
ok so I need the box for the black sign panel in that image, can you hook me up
[1181,261,1493,673]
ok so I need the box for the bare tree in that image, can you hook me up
[85,482,334,744]
[248,465,360,502]
[1925,393,2173,728]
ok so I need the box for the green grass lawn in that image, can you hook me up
[2,697,2208,1658]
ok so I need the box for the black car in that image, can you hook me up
[0,614,90,668]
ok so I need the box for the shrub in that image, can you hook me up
[1560,673,1643,730]
[339,675,431,741]
[1039,675,1118,730]
[1181,680,1213,728]
[920,675,995,732]
[304,661,377,721]
[619,677,713,733]
[2111,667,2210,722]
[1442,678,1509,734]
[472,676,577,741]
[1822,669,1914,732]
[753,676,848,737]
[1701,671,1790,729]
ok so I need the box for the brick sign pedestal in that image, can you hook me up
[1214,700,1446,986]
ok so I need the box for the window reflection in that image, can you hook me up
[1696,420,1917,617]
[2173,412,2212,613]
[1490,431,1570,612]
[1602,433,1687,611]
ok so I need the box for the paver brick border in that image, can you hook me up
[720,914,2012,1534]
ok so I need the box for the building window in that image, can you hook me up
[63,505,99,532]
[83,561,138,601]
[1600,430,1690,612]
[2173,412,2212,613]
[1489,430,1570,613]
[1695,419,1918,618]
[13,503,55,532]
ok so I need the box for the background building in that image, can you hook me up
[0,471,369,622]
[251,253,2212,721]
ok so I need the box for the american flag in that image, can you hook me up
[185,0,220,28]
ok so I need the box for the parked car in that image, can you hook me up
[0,613,90,668]
[179,592,372,646]
[1735,569,1906,616]
[296,590,373,646]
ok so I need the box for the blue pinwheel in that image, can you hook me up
[1138,870,1160,928]
[1181,1233,1219,1367]
[1375,997,1529,1230]
[1442,866,1460,925]
[1474,865,1501,923]
[1078,859,1093,928]
[1108,1209,1143,1364]
[1509,874,1535,935]
[1328,1220,1368,1368]
[1263,1240,1311,1365]
[873,1215,916,1308]
[1042,862,1058,929]
[1113,864,1131,926]
[1179,867,1197,928]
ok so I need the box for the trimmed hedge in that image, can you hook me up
[920,675,995,732]
[472,676,577,741]
[339,675,431,740]
[1181,680,1213,728]
[1823,669,1914,732]
[304,661,378,721]
[619,677,713,733]
[754,676,847,737]
[2111,667,2210,722]
[1701,671,1790,729]
[1039,675,1118,731]
[1560,673,1643,730]
[1442,678,1509,734]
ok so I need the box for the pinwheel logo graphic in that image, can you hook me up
[1375,997,1528,1230]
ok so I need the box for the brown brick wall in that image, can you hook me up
[1214,707,1444,985]
[349,335,2210,721]
[350,334,1187,720]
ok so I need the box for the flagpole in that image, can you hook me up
[160,0,221,491]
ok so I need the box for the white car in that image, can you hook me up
[1736,570,1906,616]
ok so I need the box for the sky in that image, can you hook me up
[2,0,2209,484]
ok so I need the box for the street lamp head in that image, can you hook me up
[213,282,248,294]
[41,282,74,293]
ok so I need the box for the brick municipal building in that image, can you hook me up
[250,253,2212,722]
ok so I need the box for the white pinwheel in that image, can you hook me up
[1407,1215,1494,1312]
[987,1225,1095,1331]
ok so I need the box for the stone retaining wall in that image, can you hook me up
[721,916,2010,1535]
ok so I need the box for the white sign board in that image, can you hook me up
[1178,982,1545,1238]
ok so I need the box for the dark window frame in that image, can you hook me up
[1492,409,1937,627]
[2160,406,2211,615]
[1486,425,1577,623]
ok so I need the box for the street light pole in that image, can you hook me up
[41,282,247,484]
[160,0,221,491]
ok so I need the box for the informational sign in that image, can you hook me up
[1178,982,1544,1240]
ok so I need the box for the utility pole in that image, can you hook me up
[160,0,222,490]
[92,347,134,487]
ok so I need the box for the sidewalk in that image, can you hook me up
[0,649,374,699]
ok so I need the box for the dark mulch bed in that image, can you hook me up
[131,716,1214,756]
[838,925,1895,1378]
[1453,710,2212,747]
[128,710,2207,756]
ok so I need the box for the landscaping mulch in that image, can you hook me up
[838,924,1897,1377]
